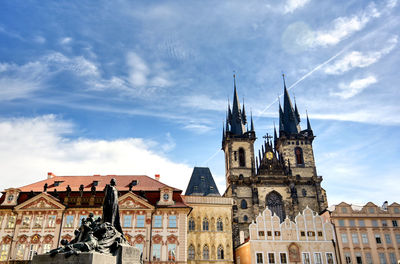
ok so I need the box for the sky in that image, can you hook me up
[0,0,399,206]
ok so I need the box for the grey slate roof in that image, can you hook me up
[185,167,220,196]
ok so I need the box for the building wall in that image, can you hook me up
[184,196,234,264]
[0,191,190,263]
[236,207,337,264]
[328,202,400,264]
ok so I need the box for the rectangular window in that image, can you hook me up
[352,233,359,244]
[168,244,176,261]
[22,216,31,227]
[326,253,334,264]
[385,234,392,244]
[314,253,322,264]
[168,215,177,228]
[0,244,9,261]
[259,231,265,237]
[349,220,355,227]
[7,215,16,228]
[34,215,43,228]
[342,207,348,213]
[302,253,310,264]
[355,253,362,264]
[341,233,348,243]
[267,231,272,236]
[372,220,378,227]
[396,234,400,244]
[15,244,25,260]
[154,215,162,228]
[345,253,351,264]
[268,253,275,264]
[365,253,372,264]
[65,215,74,228]
[152,244,161,260]
[375,234,382,244]
[275,231,281,236]
[392,220,398,227]
[42,244,51,254]
[123,215,132,228]
[47,215,56,227]
[368,208,375,213]
[300,231,305,236]
[318,231,323,237]
[389,253,396,264]
[136,215,145,228]
[280,253,287,264]
[338,219,345,226]
[361,233,368,244]
[379,253,387,264]
[256,253,264,264]
[135,244,143,254]
[382,220,387,227]
[307,231,315,237]
[359,220,365,227]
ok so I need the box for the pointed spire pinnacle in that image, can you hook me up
[306,110,313,137]
[282,74,301,135]
[273,122,277,144]
[250,112,254,131]
[294,94,301,123]
[230,73,245,135]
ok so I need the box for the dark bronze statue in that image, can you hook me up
[102,178,123,234]
[49,179,127,258]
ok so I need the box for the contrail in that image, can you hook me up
[257,47,348,119]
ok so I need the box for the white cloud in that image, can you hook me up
[312,4,380,47]
[331,75,377,99]
[324,36,398,74]
[33,36,46,44]
[60,37,72,45]
[283,0,311,14]
[0,52,101,101]
[0,115,192,192]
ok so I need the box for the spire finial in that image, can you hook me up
[282,72,287,89]
[233,71,237,89]
[250,110,254,131]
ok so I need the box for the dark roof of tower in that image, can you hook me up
[185,167,220,196]
[279,75,301,135]
[230,77,246,135]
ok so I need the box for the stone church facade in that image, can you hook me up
[222,76,328,247]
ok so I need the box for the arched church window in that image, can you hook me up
[294,147,304,165]
[188,218,195,231]
[217,218,223,231]
[240,199,247,209]
[217,245,224,259]
[203,245,209,260]
[188,245,195,260]
[302,189,307,197]
[238,174,244,180]
[243,215,248,222]
[202,218,209,231]
[239,148,245,167]
[266,191,286,222]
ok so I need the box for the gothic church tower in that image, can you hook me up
[223,75,328,248]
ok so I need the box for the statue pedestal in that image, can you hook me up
[32,245,141,264]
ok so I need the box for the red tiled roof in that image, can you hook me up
[18,175,180,192]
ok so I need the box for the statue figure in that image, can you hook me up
[102,178,123,234]
[45,178,132,260]
[79,184,84,197]
[289,182,298,204]
[43,183,48,192]
[66,185,71,196]
[91,184,96,195]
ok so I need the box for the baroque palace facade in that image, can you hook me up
[222,76,328,247]
[0,174,191,263]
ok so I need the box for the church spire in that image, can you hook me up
[281,74,301,135]
[250,112,254,131]
[294,95,301,123]
[229,74,246,135]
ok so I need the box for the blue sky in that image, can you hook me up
[0,0,399,206]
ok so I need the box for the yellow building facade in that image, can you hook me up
[184,195,234,264]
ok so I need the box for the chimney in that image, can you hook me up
[155,174,160,181]
[47,172,55,179]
